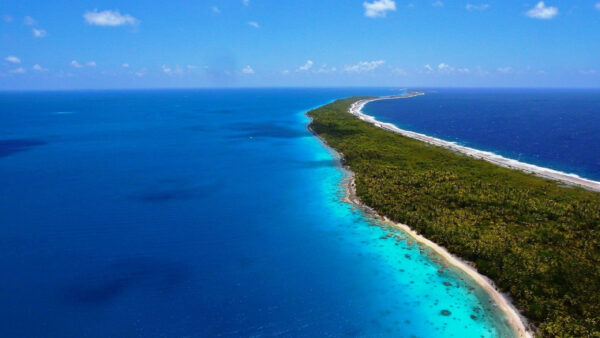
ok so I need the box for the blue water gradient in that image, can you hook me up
[364,88,600,181]
[0,89,514,337]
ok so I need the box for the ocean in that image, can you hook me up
[1,89,516,337]
[363,88,600,182]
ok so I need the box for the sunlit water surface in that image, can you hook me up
[0,89,514,337]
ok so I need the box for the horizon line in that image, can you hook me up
[2,85,600,93]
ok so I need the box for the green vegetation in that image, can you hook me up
[308,97,600,337]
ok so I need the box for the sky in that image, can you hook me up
[1,0,599,89]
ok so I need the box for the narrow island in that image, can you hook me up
[307,95,600,337]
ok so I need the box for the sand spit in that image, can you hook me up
[350,94,600,192]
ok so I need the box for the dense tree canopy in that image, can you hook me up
[308,98,600,337]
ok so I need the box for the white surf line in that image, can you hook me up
[344,170,533,337]
[379,213,533,338]
[344,95,534,337]
[350,95,600,192]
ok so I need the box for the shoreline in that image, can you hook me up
[343,173,533,338]
[351,93,600,192]
[306,97,534,338]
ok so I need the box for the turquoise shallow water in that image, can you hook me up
[0,89,514,337]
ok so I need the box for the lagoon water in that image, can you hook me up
[0,89,514,337]
[364,88,600,182]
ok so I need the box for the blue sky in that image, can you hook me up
[1,0,599,89]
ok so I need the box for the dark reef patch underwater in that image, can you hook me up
[0,139,46,158]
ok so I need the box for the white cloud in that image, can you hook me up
[32,28,47,38]
[248,21,259,28]
[526,2,558,19]
[344,60,385,73]
[135,68,146,77]
[596,2,600,10]
[430,63,469,73]
[297,60,314,71]
[71,60,95,68]
[5,55,21,64]
[432,1,444,7]
[24,16,37,26]
[281,69,290,75]
[2,15,13,23]
[466,3,489,11]
[186,65,197,69]
[363,0,396,18]
[122,63,130,68]
[580,69,597,75]
[438,63,450,70]
[243,0,250,6]
[423,63,469,74]
[161,64,183,75]
[9,67,26,74]
[32,64,47,71]
[242,65,255,74]
[316,64,336,73]
[211,6,221,14]
[159,64,182,75]
[84,9,139,26]
[498,66,513,73]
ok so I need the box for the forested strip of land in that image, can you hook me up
[308,98,600,337]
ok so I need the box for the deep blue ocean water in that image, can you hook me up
[0,89,514,337]
[364,88,600,181]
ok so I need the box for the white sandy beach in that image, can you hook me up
[350,94,600,193]
[310,94,600,337]
[308,104,534,337]
[343,175,533,338]
[342,93,600,336]
[340,94,562,337]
